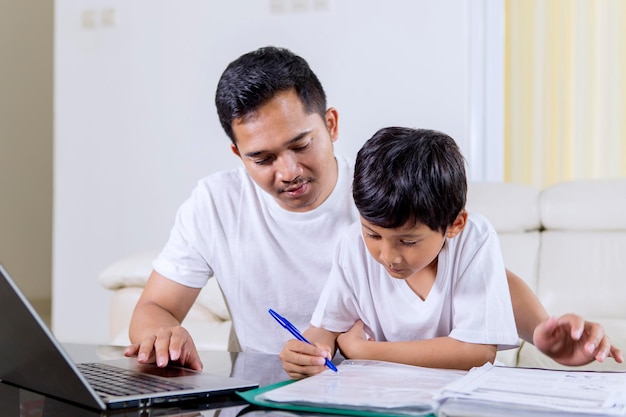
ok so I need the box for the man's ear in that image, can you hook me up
[445,210,468,238]
[325,107,339,142]
[231,143,241,158]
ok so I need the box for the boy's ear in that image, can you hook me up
[445,210,468,238]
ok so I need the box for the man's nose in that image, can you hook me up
[276,153,302,182]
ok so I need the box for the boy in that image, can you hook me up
[280,127,519,379]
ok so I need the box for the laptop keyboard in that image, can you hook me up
[77,362,194,397]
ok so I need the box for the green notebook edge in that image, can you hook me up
[236,380,436,417]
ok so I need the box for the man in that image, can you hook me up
[125,46,622,370]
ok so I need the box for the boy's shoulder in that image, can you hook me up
[465,211,496,233]
[453,212,499,248]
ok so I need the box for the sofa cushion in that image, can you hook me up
[467,182,541,232]
[467,183,541,292]
[538,231,626,319]
[540,178,626,230]
[498,231,540,292]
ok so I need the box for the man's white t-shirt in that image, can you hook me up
[153,155,358,353]
[311,213,519,350]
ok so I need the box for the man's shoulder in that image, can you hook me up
[336,221,372,265]
[182,167,259,210]
[336,154,355,173]
[196,166,247,186]
[192,166,255,195]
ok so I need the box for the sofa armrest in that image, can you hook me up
[98,251,157,290]
[98,251,230,320]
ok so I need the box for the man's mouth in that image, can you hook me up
[279,180,311,197]
[283,183,305,193]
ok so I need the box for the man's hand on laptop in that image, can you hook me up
[124,326,204,371]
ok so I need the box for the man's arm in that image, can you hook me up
[124,269,203,370]
[506,269,623,365]
[505,269,548,343]
[337,321,495,370]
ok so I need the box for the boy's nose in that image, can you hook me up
[379,243,401,266]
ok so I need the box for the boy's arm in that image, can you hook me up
[337,321,495,370]
[279,326,340,380]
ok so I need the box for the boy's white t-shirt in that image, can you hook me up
[311,213,520,350]
[153,155,358,353]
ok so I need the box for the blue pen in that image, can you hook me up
[268,308,338,372]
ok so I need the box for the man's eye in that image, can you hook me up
[293,140,311,152]
[253,156,273,165]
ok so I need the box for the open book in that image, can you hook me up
[238,360,626,416]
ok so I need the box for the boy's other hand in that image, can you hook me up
[533,314,623,366]
[336,320,372,359]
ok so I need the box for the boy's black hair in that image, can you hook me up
[353,127,467,234]
[215,46,327,144]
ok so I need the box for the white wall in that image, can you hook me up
[53,0,502,343]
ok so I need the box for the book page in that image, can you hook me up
[259,360,466,414]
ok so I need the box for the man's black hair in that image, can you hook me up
[215,46,327,144]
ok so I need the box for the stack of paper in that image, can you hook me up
[439,364,626,416]
[239,360,626,416]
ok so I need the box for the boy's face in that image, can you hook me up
[230,89,339,213]
[360,212,466,285]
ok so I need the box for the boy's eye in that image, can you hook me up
[401,240,418,247]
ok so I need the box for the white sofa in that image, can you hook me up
[99,178,626,370]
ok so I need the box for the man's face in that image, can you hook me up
[231,89,339,212]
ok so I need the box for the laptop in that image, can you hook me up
[0,263,258,410]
